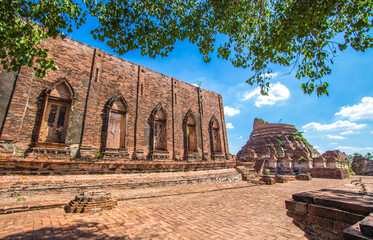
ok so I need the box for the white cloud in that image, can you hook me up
[242,88,260,101]
[239,136,243,139]
[335,97,373,121]
[313,145,323,152]
[261,72,279,78]
[340,130,353,135]
[330,143,338,145]
[371,131,373,134]
[242,83,290,107]
[224,106,240,116]
[327,135,345,140]
[302,120,366,131]
[226,123,234,129]
[335,146,373,153]
[340,130,360,135]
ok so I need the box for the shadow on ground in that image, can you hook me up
[0,220,129,240]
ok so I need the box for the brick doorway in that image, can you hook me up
[44,100,70,143]
[184,111,198,153]
[105,94,127,151]
[38,80,73,144]
[106,111,126,149]
[210,116,222,159]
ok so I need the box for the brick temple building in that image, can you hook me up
[0,37,233,174]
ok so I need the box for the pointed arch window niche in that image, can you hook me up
[183,110,201,161]
[104,93,128,151]
[209,116,224,160]
[150,104,169,160]
[38,79,74,145]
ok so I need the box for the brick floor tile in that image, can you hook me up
[0,176,371,239]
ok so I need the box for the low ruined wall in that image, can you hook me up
[0,168,241,197]
[286,188,373,240]
[352,159,373,176]
[0,158,236,175]
[307,168,349,179]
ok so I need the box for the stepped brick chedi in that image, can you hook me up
[236,118,321,174]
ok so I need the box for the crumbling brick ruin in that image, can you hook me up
[351,154,373,175]
[0,37,233,174]
[65,191,117,213]
[236,118,349,176]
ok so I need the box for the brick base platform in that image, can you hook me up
[0,168,241,197]
[0,157,235,175]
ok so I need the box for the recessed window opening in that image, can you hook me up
[94,68,99,82]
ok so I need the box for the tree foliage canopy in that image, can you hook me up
[1,0,373,95]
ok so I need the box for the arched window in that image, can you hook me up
[39,79,74,144]
[183,110,198,153]
[151,104,167,151]
[209,116,222,154]
[105,93,127,150]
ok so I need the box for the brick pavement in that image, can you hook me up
[0,176,371,240]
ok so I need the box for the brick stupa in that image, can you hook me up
[236,118,321,174]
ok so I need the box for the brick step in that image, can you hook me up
[241,172,259,180]
[344,214,373,239]
[236,162,255,168]
[235,166,254,173]
[235,166,259,181]
[360,215,373,237]
[0,202,66,214]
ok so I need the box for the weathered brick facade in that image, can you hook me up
[0,37,232,173]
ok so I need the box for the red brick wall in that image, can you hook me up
[0,37,231,162]
[200,89,227,159]
[1,38,93,153]
[172,78,200,159]
[80,49,139,155]
[136,67,173,157]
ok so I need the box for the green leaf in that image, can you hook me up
[2,0,373,96]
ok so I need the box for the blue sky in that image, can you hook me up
[68,22,373,156]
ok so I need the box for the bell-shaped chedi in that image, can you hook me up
[237,118,321,174]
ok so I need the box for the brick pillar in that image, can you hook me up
[218,94,228,156]
[197,87,205,160]
[133,65,146,160]
[76,48,96,157]
[171,78,175,160]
